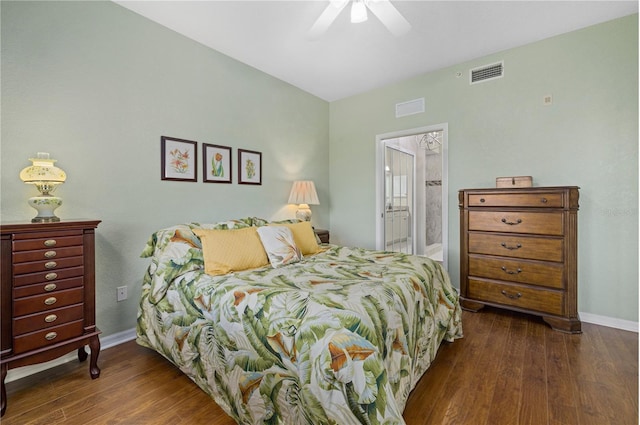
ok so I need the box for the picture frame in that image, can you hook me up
[161,136,197,182]
[203,143,232,184]
[238,149,262,185]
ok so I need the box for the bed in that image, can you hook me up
[136,218,463,424]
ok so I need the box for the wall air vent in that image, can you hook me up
[395,98,425,118]
[470,61,504,84]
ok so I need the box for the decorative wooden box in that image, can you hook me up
[496,176,533,188]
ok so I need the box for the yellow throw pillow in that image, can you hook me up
[273,221,320,255]
[194,227,269,276]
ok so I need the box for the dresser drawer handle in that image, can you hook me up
[44,314,58,323]
[501,290,522,300]
[44,283,57,292]
[44,250,57,259]
[479,198,486,203]
[45,261,58,269]
[45,332,58,341]
[45,272,58,281]
[44,239,57,247]
[501,266,522,275]
[501,218,522,225]
[540,197,548,204]
[501,242,522,250]
[44,297,57,306]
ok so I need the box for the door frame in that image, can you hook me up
[375,123,449,268]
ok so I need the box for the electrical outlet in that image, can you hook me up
[117,286,127,302]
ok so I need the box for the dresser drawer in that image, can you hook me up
[468,192,564,208]
[12,319,84,355]
[13,287,84,317]
[13,266,84,287]
[13,234,83,251]
[468,254,563,289]
[469,211,563,235]
[469,233,563,262]
[467,278,564,316]
[13,245,83,264]
[13,276,84,298]
[13,304,83,335]
[13,256,84,276]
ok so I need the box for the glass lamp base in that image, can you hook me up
[28,196,62,223]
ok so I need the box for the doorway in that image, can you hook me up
[375,124,448,268]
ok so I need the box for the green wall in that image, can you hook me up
[329,14,638,322]
[1,1,637,337]
[1,1,329,336]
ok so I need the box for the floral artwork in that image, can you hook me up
[169,149,190,174]
[203,144,232,183]
[161,136,197,182]
[238,149,262,185]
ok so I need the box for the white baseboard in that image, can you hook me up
[5,327,137,384]
[580,312,639,332]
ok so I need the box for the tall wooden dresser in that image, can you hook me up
[459,187,580,333]
[1,220,101,416]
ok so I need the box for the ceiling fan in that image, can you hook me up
[309,0,411,39]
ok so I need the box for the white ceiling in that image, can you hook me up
[114,1,638,102]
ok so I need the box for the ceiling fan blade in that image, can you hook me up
[308,1,350,39]
[366,0,411,36]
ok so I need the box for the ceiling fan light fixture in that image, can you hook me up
[351,0,368,23]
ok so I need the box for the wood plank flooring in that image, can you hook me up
[3,308,637,424]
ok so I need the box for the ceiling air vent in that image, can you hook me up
[470,61,504,84]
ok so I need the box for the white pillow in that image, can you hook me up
[256,226,302,268]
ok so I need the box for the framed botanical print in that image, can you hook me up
[238,149,262,185]
[161,136,197,182]
[203,143,232,183]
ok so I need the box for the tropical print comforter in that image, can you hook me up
[137,221,463,425]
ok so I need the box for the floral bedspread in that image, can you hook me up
[137,222,463,425]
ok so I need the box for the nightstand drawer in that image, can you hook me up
[13,319,84,355]
[468,233,563,262]
[469,211,563,235]
[13,266,84,287]
[13,276,84,298]
[13,304,83,335]
[13,287,84,317]
[13,245,83,264]
[468,192,564,208]
[467,278,564,316]
[13,234,83,251]
[13,256,84,275]
[468,254,563,289]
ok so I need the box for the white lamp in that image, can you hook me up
[288,181,320,221]
[19,152,67,223]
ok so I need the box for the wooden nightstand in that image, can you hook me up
[313,228,330,244]
[1,220,102,416]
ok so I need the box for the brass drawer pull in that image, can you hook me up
[44,297,57,306]
[45,332,58,341]
[44,283,57,292]
[45,261,58,269]
[45,272,58,281]
[501,266,522,275]
[501,218,522,225]
[501,242,522,250]
[44,250,57,259]
[44,314,58,323]
[44,239,57,247]
[501,290,522,300]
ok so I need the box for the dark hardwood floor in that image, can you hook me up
[3,308,637,424]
